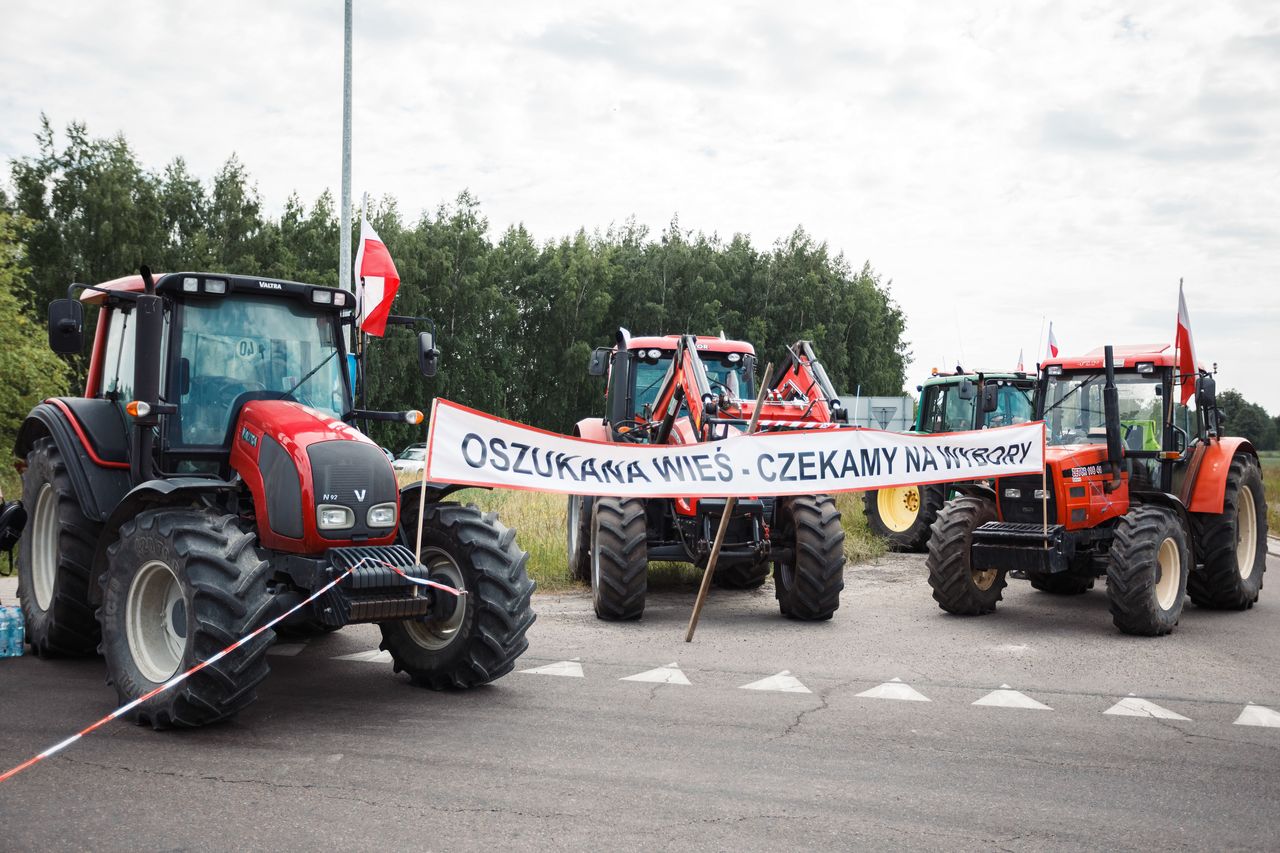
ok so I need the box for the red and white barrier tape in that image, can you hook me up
[0,556,462,784]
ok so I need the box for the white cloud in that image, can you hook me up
[2,0,1277,410]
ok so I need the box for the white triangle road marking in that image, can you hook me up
[334,649,393,663]
[1104,694,1190,721]
[621,662,691,685]
[856,677,930,702]
[520,659,585,678]
[267,642,307,657]
[973,684,1052,710]
[740,670,811,694]
[1234,702,1280,728]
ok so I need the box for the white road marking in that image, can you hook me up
[520,659,585,678]
[621,662,691,685]
[855,677,930,702]
[334,649,393,663]
[267,643,306,657]
[1104,694,1190,720]
[1234,703,1280,728]
[740,670,811,693]
[973,684,1052,710]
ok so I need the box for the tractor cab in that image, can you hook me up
[917,370,1035,434]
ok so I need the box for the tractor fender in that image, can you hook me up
[951,482,997,503]
[573,418,610,444]
[400,480,490,508]
[14,400,132,523]
[1186,438,1256,516]
[88,477,239,605]
[1129,489,1192,534]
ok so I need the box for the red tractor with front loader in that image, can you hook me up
[568,331,848,621]
[925,343,1267,635]
[0,269,535,727]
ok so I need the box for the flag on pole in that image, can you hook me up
[1175,280,1196,404]
[1045,322,1059,359]
[354,214,401,337]
[1017,348,1025,372]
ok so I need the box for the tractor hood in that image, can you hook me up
[995,442,1128,531]
[229,399,400,553]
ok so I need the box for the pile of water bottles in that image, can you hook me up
[0,599,24,658]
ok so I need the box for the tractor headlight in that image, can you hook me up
[317,505,355,530]
[1004,488,1022,499]
[367,503,397,528]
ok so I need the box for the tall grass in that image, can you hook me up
[1259,452,1279,535]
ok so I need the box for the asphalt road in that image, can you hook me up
[2,550,1279,852]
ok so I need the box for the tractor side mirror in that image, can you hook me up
[957,378,975,400]
[981,383,999,414]
[178,357,192,397]
[588,346,610,377]
[417,331,439,378]
[48,299,84,354]
[1196,374,1216,410]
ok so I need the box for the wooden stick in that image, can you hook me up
[685,363,774,643]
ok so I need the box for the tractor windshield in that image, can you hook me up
[1043,370,1164,449]
[703,353,755,401]
[984,382,1034,428]
[919,383,977,433]
[172,295,350,446]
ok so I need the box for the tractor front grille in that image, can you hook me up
[997,471,1057,526]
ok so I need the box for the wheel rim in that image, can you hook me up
[30,483,58,611]
[1237,485,1258,580]
[972,566,998,591]
[877,486,921,533]
[404,547,467,650]
[126,560,187,683]
[1155,537,1181,611]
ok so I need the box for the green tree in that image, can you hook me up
[1218,390,1277,451]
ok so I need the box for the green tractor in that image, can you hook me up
[863,369,1035,551]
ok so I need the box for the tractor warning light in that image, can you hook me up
[404,410,424,425]
[125,401,151,418]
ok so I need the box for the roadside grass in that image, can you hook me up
[1259,452,1279,535]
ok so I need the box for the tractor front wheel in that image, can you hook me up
[863,484,944,553]
[380,501,535,688]
[17,437,101,657]
[1106,505,1188,636]
[100,510,275,728]
[1188,454,1267,610]
[773,494,845,621]
[590,497,648,621]
[926,495,1006,615]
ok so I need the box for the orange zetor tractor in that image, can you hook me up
[569,331,848,622]
[1,269,535,727]
[925,343,1268,636]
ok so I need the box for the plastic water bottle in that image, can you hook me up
[0,605,23,658]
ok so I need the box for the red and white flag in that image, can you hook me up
[354,215,401,337]
[1175,281,1196,404]
[1045,322,1059,359]
[1017,347,1025,373]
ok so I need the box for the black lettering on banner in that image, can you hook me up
[461,433,487,468]
[652,456,685,481]
[1018,441,1032,464]
[797,451,816,481]
[972,448,989,466]
[859,448,881,477]
[512,443,532,475]
[626,461,651,483]
[533,448,553,477]
[919,447,938,472]
[488,438,510,471]
[819,450,839,480]
[905,447,922,473]
[601,459,623,484]
[692,454,715,481]
[580,458,602,483]
[840,450,861,478]
[555,453,581,481]
[757,453,777,482]
[714,450,732,482]
[779,452,796,482]
[882,447,898,473]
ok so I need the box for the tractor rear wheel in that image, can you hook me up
[1188,454,1267,610]
[590,496,648,621]
[863,484,944,553]
[380,501,535,688]
[17,437,101,657]
[713,558,770,590]
[1028,573,1094,595]
[926,495,1006,615]
[100,510,275,728]
[566,494,595,583]
[1106,505,1188,636]
[773,495,845,620]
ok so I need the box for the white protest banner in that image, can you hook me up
[425,399,1045,499]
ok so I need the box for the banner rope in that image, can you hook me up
[0,556,463,784]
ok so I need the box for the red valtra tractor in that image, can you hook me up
[1,269,535,727]
[925,343,1268,636]
[569,331,848,621]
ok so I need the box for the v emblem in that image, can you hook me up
[355,489,367,502]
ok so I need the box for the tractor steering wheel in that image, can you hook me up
[215,378,267,409]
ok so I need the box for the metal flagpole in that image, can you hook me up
[339,0,353,295]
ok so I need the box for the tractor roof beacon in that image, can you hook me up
[864,369,1036,553]
[568,330,848,622]
[2,269,535,728]
[924,343,1268,636]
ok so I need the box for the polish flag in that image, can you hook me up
[1176,281,1196,404]
[1017,348,1025,373]
[354,215,401,337]
[1045,323,1059,359]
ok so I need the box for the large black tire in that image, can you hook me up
[1188,454,1267,610]
[99,510,275,728]
[381,501,536,689]
[926,495,1006,615]
[590,496,648,621]
[773,494,845,621]
[567,494,595,583]
[1028,573,1095,595]
[1106,505,1189,636]
[713,558,770,590]
[863,484,945,553]
[17,436,101,657]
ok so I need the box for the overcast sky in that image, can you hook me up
[3,1,1277,410]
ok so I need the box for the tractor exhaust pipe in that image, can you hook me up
[131,266,164,483]
[1102,345,1123,490]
